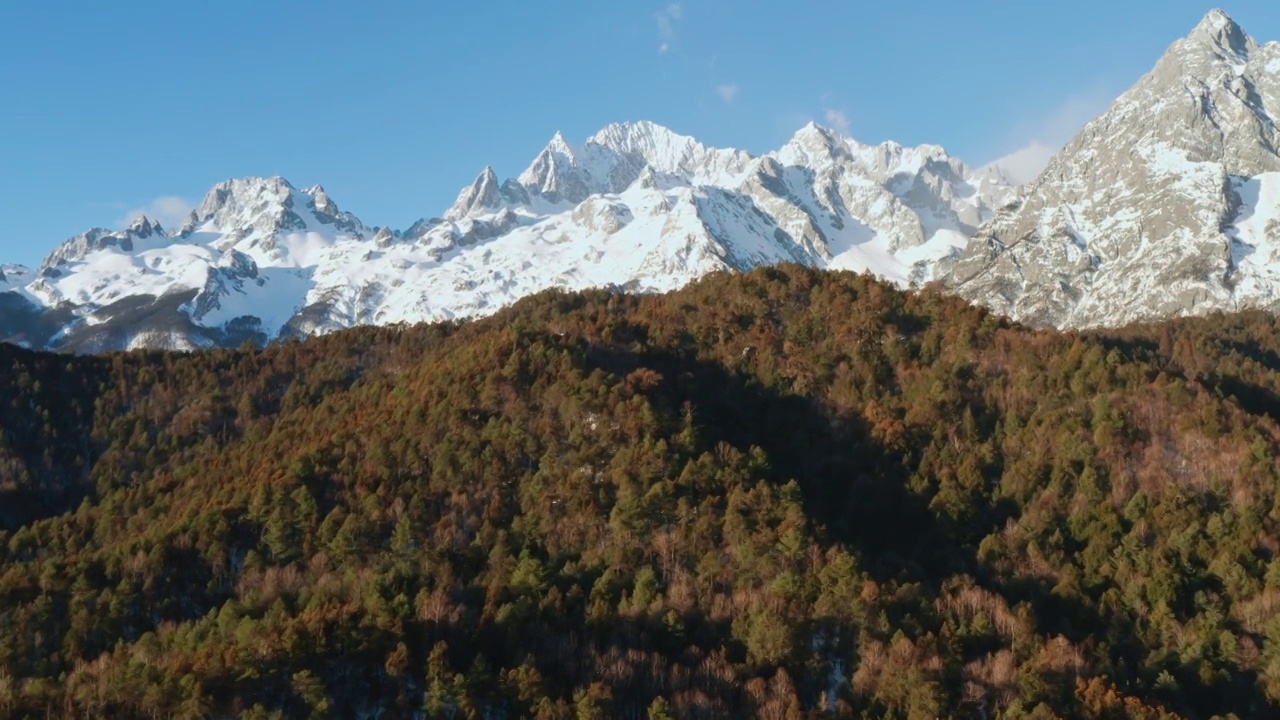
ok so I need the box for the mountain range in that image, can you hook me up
[4,9,1277,351]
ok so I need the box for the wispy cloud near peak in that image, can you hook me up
[823,109,850,136]
[656,3,682,54]
[115,196,194,231]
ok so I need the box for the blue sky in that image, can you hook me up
[1,1,1277,267]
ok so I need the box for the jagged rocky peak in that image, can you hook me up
[587,120,679,151]
[545,130,576,157]
[126,215,166,238]
[1186,8,1254,57]
[945,8,1280,329]
[371,226,397,247]
[586,120,753,179]
[41,213,175,272]
[509,121,756,203]
[1128,8,1280,174]
[198,176,295,216]
[521,132,579,182]
[183,176,301,235]
[301,183,367,236]
[446,166,502,220]
[790,121,837,144]
[179,176,369,240]
[860,139,950,179]
[1125,10,1258,102]
[305,184,338,215]
[777,122,843,165]
[776,123,973,186]
[518,131,591,205]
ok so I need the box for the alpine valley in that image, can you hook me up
[6,9,1280,351]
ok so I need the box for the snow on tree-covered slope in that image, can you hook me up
[946,9,1280,328]
[2,121,1010,351]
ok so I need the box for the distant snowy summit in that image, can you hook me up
[0,121,1010,351]
[5,9,1280,351]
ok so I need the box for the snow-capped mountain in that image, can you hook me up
[13,9,1273,350]
[946,9,1280,328]
[1,122,1010,351]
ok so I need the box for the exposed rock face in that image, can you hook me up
[445,167,502,221]
[946,9,1280,328]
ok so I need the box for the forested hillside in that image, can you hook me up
[2,266,1280,719]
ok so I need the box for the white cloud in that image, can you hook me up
[656,3,682,53]
[983,141,1057,185]
[716,84,739,103]
[981,90,1116,185]
[824,109,850,135]
[116,195,195,230]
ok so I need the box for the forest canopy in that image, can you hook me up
[1,265,1279,718]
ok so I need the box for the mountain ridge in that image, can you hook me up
[3,119,1008,352]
